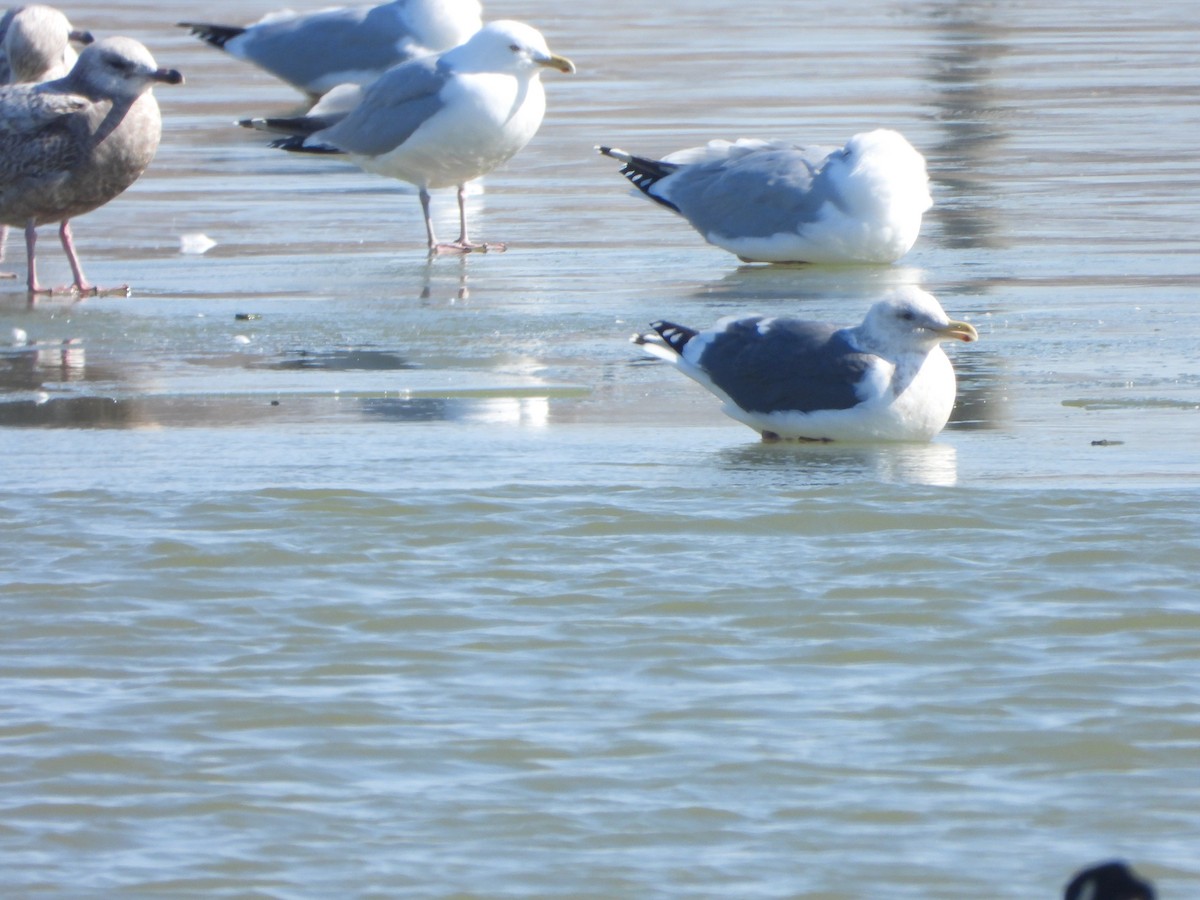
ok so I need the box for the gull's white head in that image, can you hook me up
[857,286,978,355]
[401,0,483,51]
[832,128,933,216]
[443,20,575,76]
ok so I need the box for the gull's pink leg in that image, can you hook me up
[455,185,470,246]
[455,184,506,254]
[456,185,473,246]
[427,184,506,256]
[0,224,15,280]
[419,187,440,252]
[58,220,98,295]
[454,184,507,254]
[425,184,469,256]
[24,220,48,295]
[21,220,123,295]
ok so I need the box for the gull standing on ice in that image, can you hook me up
[179,0,483,99]
[598,129,932,264]
[0,5,94,276]
[0,36,183,294]
[631,287,977,442]
[263,19,574,255]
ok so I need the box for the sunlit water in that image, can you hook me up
[1,1,1198,897]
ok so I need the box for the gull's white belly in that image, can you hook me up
[353,74,546,189]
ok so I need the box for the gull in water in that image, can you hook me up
[0,36,183,294]
[180,0,483,99]
[1064,862,1156,900]
[255,19,574,255]
[598,129,932,264]
[631,286,977,442]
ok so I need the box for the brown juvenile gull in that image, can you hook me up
[631,286,978,443]
[254,20,574,255]
[0,36,182,294]
[0,5,94,276]
[180,0,482,99]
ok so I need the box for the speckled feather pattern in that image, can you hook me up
[0,44,164,228]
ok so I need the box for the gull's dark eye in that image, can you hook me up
[509,44,521,52]
[899,310,916,321]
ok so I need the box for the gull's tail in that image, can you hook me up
[267,134,342,154]
[239,114,340,137]
[178,22,245,50]
[240,84,360,144]
[631,320,697,360]
[596,146,681,212]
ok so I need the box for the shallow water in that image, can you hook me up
[1,1,1198,897]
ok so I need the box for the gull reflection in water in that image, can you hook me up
[37,339,86,379]
[419,255,470,301]
[696,264,931,308]
[361,395,551,427]
[2,331,87,392]
[720,441,959,487]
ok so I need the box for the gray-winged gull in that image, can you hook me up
[598,129,932,264]
[632,286,978,442]
[1064,862,1155,900]
[180,0,482,99]
[259,19,574,255]
[0,36,183,294]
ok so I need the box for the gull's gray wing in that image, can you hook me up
[664,144,847,240]
[313,56,449,157]
[696,317,872,414]
[232,2,428,91]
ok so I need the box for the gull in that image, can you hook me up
[631,286,978,442]
[257,19,574,255]
[179,0,483,99]
[0,36,183,295]
[0,5,94,277]
[1064,862,1156,900]
[598,129,932,264]
[1,4,94,83]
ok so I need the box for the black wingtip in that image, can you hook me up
[267,135,342,154]
[178,22,245,50]
[241,115,333,137]
[601,150,681,213]
[650,320,698,356]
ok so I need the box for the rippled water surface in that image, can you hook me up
[2,1,1198,896]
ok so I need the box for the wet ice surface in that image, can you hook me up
[1,1,1198,897]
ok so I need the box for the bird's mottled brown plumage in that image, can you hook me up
[0,35,181,293]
